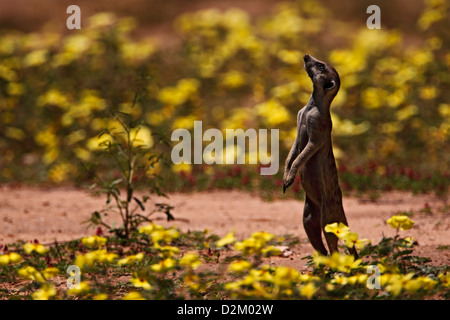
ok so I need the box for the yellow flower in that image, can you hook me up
[171,163,193,174]
[122,291,146,300]
[171,115,197,130]
[329,252,362,273]
[67,281,91,296]
[88,12,116,28]
[157,78,200,106]
[224,280,244,292]
[298,274,320,283]
[234,238,257,255]
[261,245,282,257]
[18,266,45,283]
[81,236,107,249]
[419,86,437,100]
[228,260,253,274]
[23,49,48,67]
[271,82,300,103]
[130,273,152,290]
[404,237,415,247]
[0,252,22,265]
[396,105,418,121]
[313,251,361,273]
[438,104,450,117]
[120,40,156,64]
[4,126,25,141]
[0,64,18,81]
[23,243,49,255]
[183,273,201,291]
[385,273,414,296]
[139,223,164,235]
[220,70,246,89]
[404,276,437,294]
[150,228,180,245]
[255,99,290,126]
[156,246,180,258]
[347,274,368,285]
[277,49,302,65]
[74,147,91,161]
[129,126,153,148]
[418,6,446,30]
[179,252,202,269]
[340,232,370,250]
[150,258,176,272]
[221,108,254,130]
[93,293,108,300]
[234,232,277,256]
[251,231,275,242]
[216,231,236,247]
[387,215,415,231]
[74,249,118,269]
[272,266,300,288]
[48,162,73,183]
[37,89,71,108]
[117,252,145,266]
[86,133,114,151]
[42,267,59,279]
[330,113,370,136]
[300,282,318,299]
[139,223,181,246]
[438,273,450,287]
[324,222,350,239]
[32,283,57,300]
[361,87,388,109]
[6,82,25,96]
[331,275,348,286]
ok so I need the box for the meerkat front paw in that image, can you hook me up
[282,170,296,193]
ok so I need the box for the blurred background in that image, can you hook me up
[0,0,448,196]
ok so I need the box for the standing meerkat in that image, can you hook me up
[283,54,358,258]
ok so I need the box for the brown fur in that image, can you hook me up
[282,54,358,258]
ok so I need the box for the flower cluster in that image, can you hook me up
[386,215,415,231]
[324,222,370,250]
[0,216,449,300]
[233,231,281,257]
[225,264,320,299]
[312,251,362,273]
[1,0,448,185]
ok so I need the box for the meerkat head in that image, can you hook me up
[303,54,340,98]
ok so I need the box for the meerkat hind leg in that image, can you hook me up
[303,197,328,255]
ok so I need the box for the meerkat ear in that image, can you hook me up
[324,80,336,90]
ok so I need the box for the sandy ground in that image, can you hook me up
[0,185,448,270]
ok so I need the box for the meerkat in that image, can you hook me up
[282,54,358,258]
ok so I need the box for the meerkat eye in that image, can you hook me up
[317,64,325,71]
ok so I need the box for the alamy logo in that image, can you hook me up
[366,5,381,29]
[67,5,81,30]
[66,265,81,289]
[366,265,381,289]
[171,121,279,175]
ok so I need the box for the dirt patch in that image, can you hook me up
[0,185,448,269]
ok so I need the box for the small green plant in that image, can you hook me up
[85,86,174,238]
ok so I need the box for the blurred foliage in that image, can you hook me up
[0,0,449,194]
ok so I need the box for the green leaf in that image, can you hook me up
[134,197,145,211]
[110,178,123,186]
[393,249,413,259]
